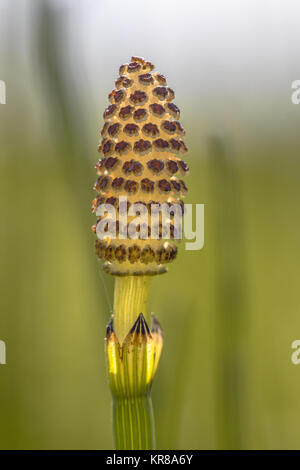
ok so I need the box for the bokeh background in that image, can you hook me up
[1,0,300,449]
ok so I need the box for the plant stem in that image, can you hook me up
[113,394,155,450]
[113,275,151,345]
[108,274,157,450]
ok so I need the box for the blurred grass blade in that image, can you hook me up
[208,136,247,449]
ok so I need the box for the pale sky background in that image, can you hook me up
[1,0,300,151]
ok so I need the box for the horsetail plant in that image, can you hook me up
[92,57,189,450]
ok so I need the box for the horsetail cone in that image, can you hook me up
[92,56,189,278]
[92,57,188,449]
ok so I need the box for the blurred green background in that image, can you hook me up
[1,0,300,449]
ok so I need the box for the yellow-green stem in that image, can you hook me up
[113,275,151,345]
[113,394,155,450]
[110,275,155,450]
